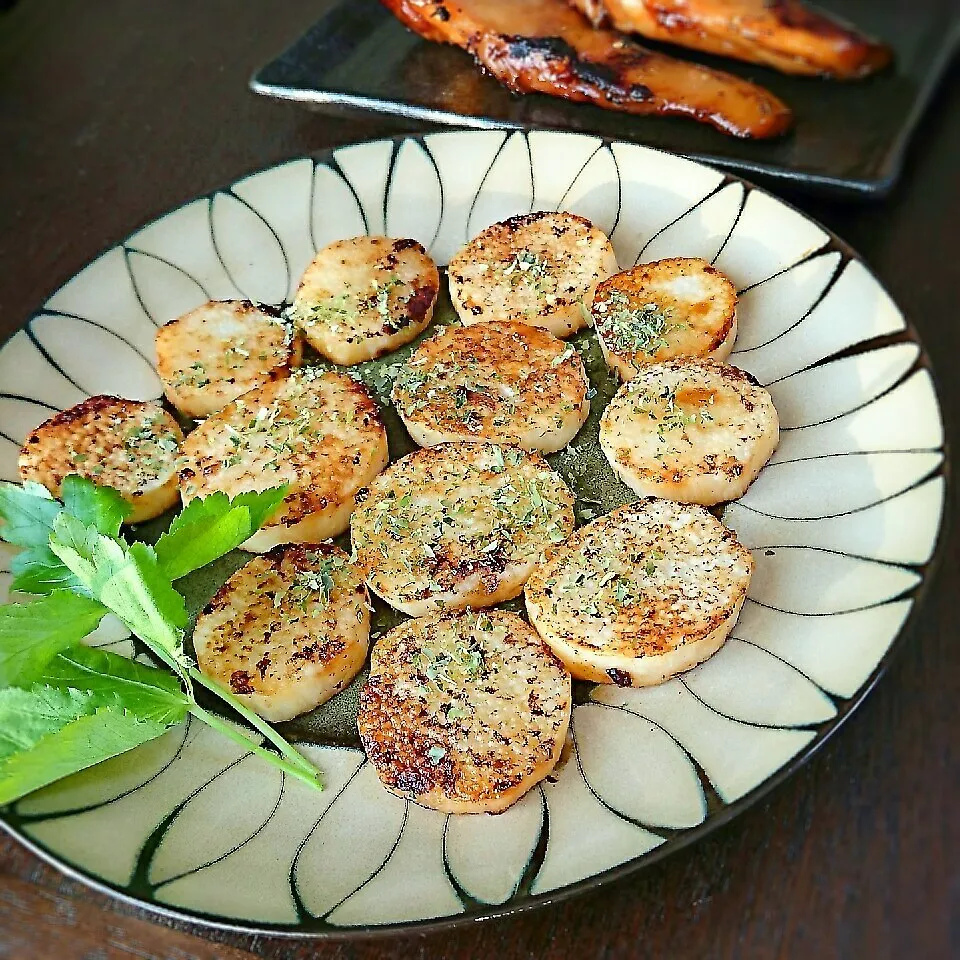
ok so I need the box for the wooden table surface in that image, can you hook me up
[1,1,957,957]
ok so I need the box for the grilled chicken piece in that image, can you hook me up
[383,0,792,138]
[572,0,891,79]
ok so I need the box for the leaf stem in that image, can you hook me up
[188,703,321,792]
[187,666,321,786]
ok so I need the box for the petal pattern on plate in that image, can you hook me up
[683,638,836,727]
[124,250,209,327]
[531,741,664,894]
[148,754,285,885]
[209,192,288,305]
[231,159,316,303]
[333,139,396,237]
[737,451,943,520]
[29,314,161,400]
[44,247,157,347]
[154,747,363,924]
[0,394,57,450]
[0,438,19,483]
[768,342,920,429]
[574,703,706,829]
[423,130,507,264]
[82,613,134,657]
[640,182,744,266]
[592,682,815,803]
[444,787,544,905]
[467,132,533,240]
[748,547,920,616]
[528,131,602,214]
[732,260,906,385]
[608,143,723,268]
[0,332,87,412]
[311,162,367,253]
[126,198,243,301]
[712,190,828,291]
[16,724,188,818]
[733,252,841,352]
[384,140,442,253]
[294,761,406,919]
[556,144,621,239]
[23,719,257,884]
[733,599,912,698]
[771,370,943,464]
[726,476,945,566]
[86,637,136,658]
[327,802,462,927]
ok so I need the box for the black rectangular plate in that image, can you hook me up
[251,0,960,199]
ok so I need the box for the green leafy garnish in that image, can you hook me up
[0,481,75,595]
[0,481,61,546]
[50,516,189,683]
[153,486,287,581]
[0,684,171,805]
[0,591,106,687]
[61,474,130,537]
[41,646,190,725]
[0,476,323,805]
[1,475,130,595]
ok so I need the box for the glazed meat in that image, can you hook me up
[383,0,792,138]
[571,0,891,78]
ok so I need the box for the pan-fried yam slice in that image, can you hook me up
[358,609,572,813]
[599,359,778,505]
[525,499,753,686]
[156,300,301,418]
[193,543,370,722]
[289,236,440,365]
[351,443,575,616]
[392,320,590,453]
[179,370,388,552]
[593,259,738,381]
[18,396,183,524]
[448,212,617,337]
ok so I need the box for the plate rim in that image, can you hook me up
[0,129,950,940]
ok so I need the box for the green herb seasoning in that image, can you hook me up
[594,290,676,356]
[502,251,557,301]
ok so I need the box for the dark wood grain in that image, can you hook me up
[1,1,957,958]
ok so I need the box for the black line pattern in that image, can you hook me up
[151,764,286,889]
[123,247,214,322]
[33,309,158,373]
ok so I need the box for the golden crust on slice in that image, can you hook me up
[193,543,370,722]
[19,396,183,524]
[178,370,388,552]
[156,300,302,419]
[598,359,778,505]
[448,212,618,337]
[593,258,738,381]
[525,499,753,686]
[358,609,571,813]
[392,320,590,453]
[289,236,439,365]
[350,442,575,616]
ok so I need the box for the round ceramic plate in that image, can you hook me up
[0,131,946,938]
